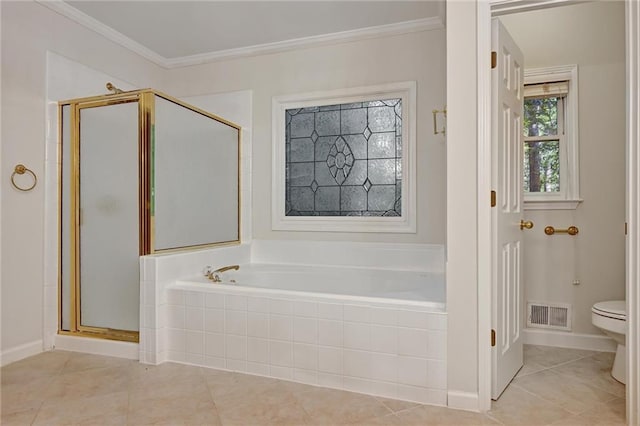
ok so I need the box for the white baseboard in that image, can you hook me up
[1,340,43,366]
[523,328,617,352]
[55,335,139,360]
[447,390,480,412]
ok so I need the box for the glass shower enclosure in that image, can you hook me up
[59,88,241,342]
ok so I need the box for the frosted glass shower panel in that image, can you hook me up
[153,96,240,251]
[79,102,140,331]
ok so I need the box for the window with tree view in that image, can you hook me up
[522,79,571,200]
[523,95,562,193]
[522,67,579,209]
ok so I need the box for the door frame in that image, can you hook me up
[474,0,640,422]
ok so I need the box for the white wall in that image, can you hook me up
[162,29,447,244]
[1,1,164,356]
[500,1,626,335]
[445,0,480,408]
[1,2,447,360]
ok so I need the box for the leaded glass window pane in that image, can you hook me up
[285,99,402,217]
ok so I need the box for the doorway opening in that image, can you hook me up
[476,1,639,423]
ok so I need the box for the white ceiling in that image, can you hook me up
[51,1,444,67]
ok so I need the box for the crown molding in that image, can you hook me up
[36,0,167,66]
[36,0,443,70]
[490,0,588,16]
[164,17,443,68]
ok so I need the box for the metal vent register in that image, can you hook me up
[527,302,572,331]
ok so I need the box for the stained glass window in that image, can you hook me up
[285,99,402,217]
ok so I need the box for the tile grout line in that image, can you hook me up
[485,411,506,425]
[508,382,580,418]
[29,399,45,426]
[539,349,626,412]
[374,396,404,415]
[518,351,606,379]
[29,352,71,425]
[393,406,416,417]
[201,372,224,426]
[2,346,621,425]
[515,365,553,379]
[563,394,626,419]
[347,393,397,425]
[546,366,624,402]
[126,366,132,426]
[545,361,625,395]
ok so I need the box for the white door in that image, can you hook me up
[491,18,526,400]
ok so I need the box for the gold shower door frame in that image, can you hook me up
[58,91,153,342]
[58,89,242,343]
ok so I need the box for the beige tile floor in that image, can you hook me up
[0,345,626,425]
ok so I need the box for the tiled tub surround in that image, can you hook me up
[140,241,447,406]
[139,243,251,364]
[163,283,447,406]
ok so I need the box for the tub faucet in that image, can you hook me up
[203,265,239,283]
[214,265,240,274]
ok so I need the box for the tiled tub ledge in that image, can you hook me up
[139,241,447,405]
[142,282,447,406]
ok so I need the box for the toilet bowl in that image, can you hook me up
[592,300,626,384]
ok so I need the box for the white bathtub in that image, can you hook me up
[152,262,447,406]
[184,263,445,309]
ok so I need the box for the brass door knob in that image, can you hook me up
[520,220,534,230]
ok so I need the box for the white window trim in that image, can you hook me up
[271,81,417,233]
[524,64,582,210]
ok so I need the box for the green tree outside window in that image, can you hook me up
[523,96,561,193]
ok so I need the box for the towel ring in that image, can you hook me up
[11,164,37,192]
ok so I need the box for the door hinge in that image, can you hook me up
[491,329,496,347]
[491,51,497,69]
[491,190,496,207]
[625,222,628,235]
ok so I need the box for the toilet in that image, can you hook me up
[592,300,626,384]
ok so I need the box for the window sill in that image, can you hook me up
[524,199,583,211]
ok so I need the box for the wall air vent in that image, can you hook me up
[526,301,572,331]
